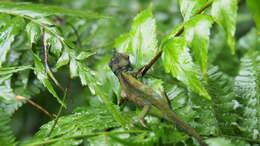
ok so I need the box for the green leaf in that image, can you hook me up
[22,106,121,146]
[0,65,32,76]
[184,14,213,79]
[0,108,17,146]
[0,17,24,66]
[178,0,208,21]
[211,0,238,54]
[115,5,158,68]
[45,32,63,57]
[69,59,78,78]
[33,54,65,107]
[0,2,107,19]
[246,0,260,33]
[234,50,260,139]
[25,21,41,48]
[55,48,70,69]
[76,51,95,61]
[162,37,210,99]
[78,62,96,94]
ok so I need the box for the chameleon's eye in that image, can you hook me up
[113,57,119,64]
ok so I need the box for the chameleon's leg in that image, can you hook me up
[133,105,150,128]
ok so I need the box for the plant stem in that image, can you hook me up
[137,1,213,77]
[42,29,65,91]
[47,88,68,136]
[47,79,71,136]
[16,95,56,119]
[27,130,147,146]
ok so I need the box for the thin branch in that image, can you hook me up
[47,79,71,136]
[47,89,67,136]
[42,29,64,91]
[137,50,162,77]
[42,28,50,73]
[137,1,213,77]
[16,95,56,119]
[27,130,148,146]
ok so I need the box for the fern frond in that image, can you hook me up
[235,50,260,139]
[22,106,123,146]
[0,65,33,115]
[166,66,238,136]
[0,108,17,146]
[166,83,219,135]
[207,66,238,135]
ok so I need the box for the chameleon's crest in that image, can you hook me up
[109,51,133,76]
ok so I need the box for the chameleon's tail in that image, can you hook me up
[164,109,208,146]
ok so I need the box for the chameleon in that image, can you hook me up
[109,52,207,146]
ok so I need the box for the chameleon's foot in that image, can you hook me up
[134,105,149,128]
[132,116,148,128]
[132,105,150,128]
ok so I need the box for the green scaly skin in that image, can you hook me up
[109,52,207,146]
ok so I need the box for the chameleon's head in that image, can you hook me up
[109,51,132,76]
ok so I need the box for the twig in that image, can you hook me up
[42,29,64,91]
[16,95,56,119]
[47,79,71,136]
[42,28,50,73]
[27,130,147,146]
[137,1,213,77]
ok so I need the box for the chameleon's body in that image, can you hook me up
[109,52,207,146]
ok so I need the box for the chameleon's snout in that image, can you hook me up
[109,52,132,75]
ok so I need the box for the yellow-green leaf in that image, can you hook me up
[184,14,213,80]
[179,0,208,21]
[211,0,238,54]
[115,5,158,68]
[162,37,211,99]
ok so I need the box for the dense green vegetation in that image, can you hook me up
[0,0,259,145]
